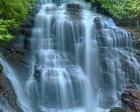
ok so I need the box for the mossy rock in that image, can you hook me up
[110,107,126,112]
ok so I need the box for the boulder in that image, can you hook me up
[110,107,126,112]
[121,89,140,112]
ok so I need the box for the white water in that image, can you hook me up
[1,0,140,112]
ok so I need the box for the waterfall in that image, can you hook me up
[1,0,140,112]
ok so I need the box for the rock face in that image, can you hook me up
[0,63,3,73]
[66,3,81,12]
[109,107,126,112]
[121,89,140,112]
[0,62,21,111]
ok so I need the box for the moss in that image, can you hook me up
[0,0,36,41]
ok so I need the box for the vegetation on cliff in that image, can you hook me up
[86,0,140,19]
[0,0,36,41]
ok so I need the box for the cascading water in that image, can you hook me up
[0,58,32,112]
[1,0,140,112]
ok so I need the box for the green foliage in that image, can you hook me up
[0,0,36,41]
[85,0,140,19]
[0,19,16,41]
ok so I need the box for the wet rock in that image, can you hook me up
[20,15,34,37]
[21,28,32,37]
[0,96,15,112]
[121,89,140,112]
[109,107,126,112]
[0,63,3,73]
[34,66,42,79]
[24,38,32,51]
[66,3,81,12]
[94,17,107,29]
[31,4,41,16]
[20,10,36,38]
[0,70,22,111]
[121,58,138,84]
[125,81,137,89]
[65,3,82,20]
